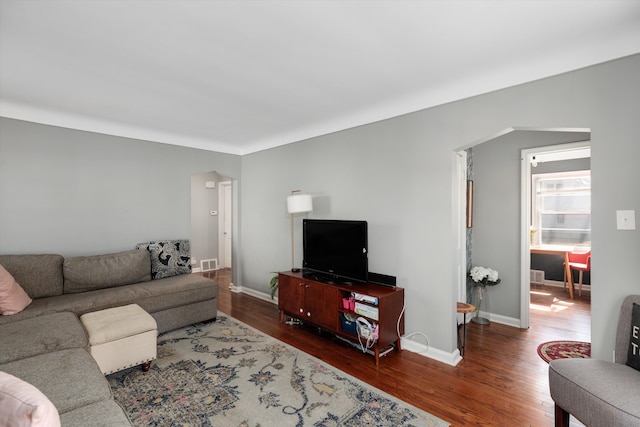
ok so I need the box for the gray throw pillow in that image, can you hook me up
[627,302,640,371]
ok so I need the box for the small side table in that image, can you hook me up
[457,302,476,356]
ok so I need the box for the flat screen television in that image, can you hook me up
[302,219,368,284]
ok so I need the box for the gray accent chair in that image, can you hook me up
[548,295,640,427]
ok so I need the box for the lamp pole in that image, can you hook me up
[287,190,312,272]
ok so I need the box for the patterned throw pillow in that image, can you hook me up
[628,302,640,371]
[136,240,192,279]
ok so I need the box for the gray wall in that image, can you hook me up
[1,55,638,361]
[0,118,241,256]
[240,54,640,360]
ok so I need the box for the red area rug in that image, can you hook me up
[537,340,591,363]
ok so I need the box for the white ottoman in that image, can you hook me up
[80,304,157,375]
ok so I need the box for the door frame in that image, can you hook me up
[455,150,468,304]
[218,180,233,269]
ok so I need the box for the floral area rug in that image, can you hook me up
[537,340,591,363]
[107,314,449,427]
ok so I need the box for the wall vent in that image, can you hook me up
[200,259,219,272]
[530,269,545,284]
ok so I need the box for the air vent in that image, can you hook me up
[530,269,545,285]
[200,259,219,272]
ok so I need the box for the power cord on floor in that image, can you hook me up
[396,301,430,351]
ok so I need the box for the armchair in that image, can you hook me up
[548,295,640,426]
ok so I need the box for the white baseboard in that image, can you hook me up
[485,312,521,328]
[235,288,517,366]
[470,308,521,329]
[240,287,277,304]
[237,287,463,365]
[539,279,591,293]
[401,337,462,366]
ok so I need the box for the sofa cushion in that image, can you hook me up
[0,312,88,365]
[627,302,640,371]
[0,264,32,315]
[137,240,192,279]
[0,348,112,415]
[64,249,151,294]
[0,255,64,298]
[59,399,131,427]
[0,371,61,427]
[549,358,640,426]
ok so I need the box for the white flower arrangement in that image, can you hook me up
[469,266,501,287]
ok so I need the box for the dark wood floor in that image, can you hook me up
[205,270,591,427]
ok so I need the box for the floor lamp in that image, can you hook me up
[287,190,313,272]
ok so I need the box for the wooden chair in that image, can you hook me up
[564,248,591,296]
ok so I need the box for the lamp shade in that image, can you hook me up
[287,194,313,214]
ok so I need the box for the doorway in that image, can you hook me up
[520,141,591,329]
[190,172,234,278]
[457,127,590,331]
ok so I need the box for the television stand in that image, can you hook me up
[277,271,405,365]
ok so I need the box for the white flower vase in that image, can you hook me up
[471,286,490,325]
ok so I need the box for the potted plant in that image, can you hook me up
[269,273,278,300]
[468,266,501,325]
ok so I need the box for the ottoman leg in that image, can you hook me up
[141,361,152,372]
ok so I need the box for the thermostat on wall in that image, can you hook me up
[205,181,216,189]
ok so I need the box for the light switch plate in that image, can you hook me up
[616,210,636,230]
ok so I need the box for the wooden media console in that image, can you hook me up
[277,271,405,365]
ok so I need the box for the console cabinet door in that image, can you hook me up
[303,281,338,330]
[278,274,305,317]
[278,274,338,330]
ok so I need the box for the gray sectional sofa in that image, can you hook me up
[0,245,218,426]
[1,312,133,426]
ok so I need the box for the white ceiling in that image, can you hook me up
[1,1,639,155]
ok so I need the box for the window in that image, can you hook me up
[532,170,591,245]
